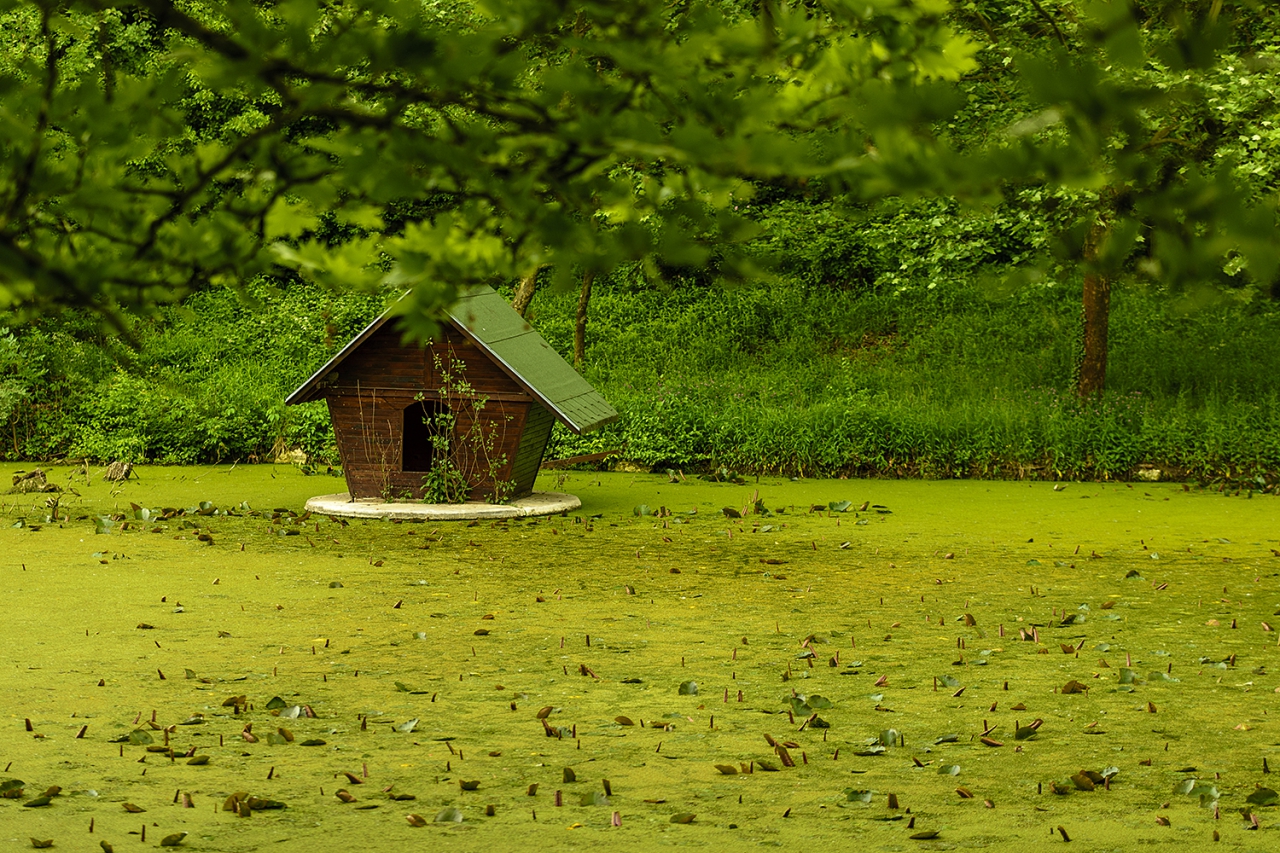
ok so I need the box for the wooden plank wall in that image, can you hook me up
[510,404,554,497]
[324,325,536,501]
[326,324,527,398]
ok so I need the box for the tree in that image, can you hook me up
[0,0,979,337]
[2,0,1275,383]
[951,0,1280,396]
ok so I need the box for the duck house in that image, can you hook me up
[286,286,617,502]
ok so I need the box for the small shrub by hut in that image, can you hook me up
[286,286,617,502]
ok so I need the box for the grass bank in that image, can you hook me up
[3,275,1280,482]
[534,280,1280,482]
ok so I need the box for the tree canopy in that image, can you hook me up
[1,0,1277,357]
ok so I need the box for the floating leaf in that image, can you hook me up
[938,675,960,689]
[845,789,873,804]
[248,797,285,810]
[1070,773,1096,792]
[580,791,609,806]
[829,500,852,513]
[678,681,699,696]
[1014,720,1043,740]
[1174,779,1219,800]
[395,719,419,733]
[937,765,960,776]
[406,813,427,827]
[714,764,738,775]
[908,830,940,840]
[1246,787,1279,806]
[1060,680,1088,694]
[670,813,696,824]
[459,780,480,791]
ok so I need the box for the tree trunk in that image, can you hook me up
[511,270,538,317]
[1077,220,1110,398]
[574,269,594,368]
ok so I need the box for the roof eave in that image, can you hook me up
[284,312,394,406]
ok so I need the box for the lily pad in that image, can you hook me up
[1246,787,1279,806]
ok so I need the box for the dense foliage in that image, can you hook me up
[4,272,1278,483]
[3,1,1280,480]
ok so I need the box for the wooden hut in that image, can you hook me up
[285,286,617,502]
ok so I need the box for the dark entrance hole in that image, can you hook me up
[403,399,449,473]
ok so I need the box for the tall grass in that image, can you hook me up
[537,278,1280,480]
[3,275,1278,481]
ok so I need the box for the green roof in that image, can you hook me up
[286,286,618,435]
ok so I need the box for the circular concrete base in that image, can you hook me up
[303,491,582,521]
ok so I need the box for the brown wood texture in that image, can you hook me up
[327,387,529,500]
[510,403,554,497]
[1078,220,1110,398]
[319,324,548,501]
[326,325,529,398]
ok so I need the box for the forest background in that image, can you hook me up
[2,0,1280,484]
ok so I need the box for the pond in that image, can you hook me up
[2,466,1277,850]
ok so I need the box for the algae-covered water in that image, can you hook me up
[2,466,1279,851]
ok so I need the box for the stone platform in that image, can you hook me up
[303,491,581,521]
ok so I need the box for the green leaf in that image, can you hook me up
[1246,787,1279,806]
